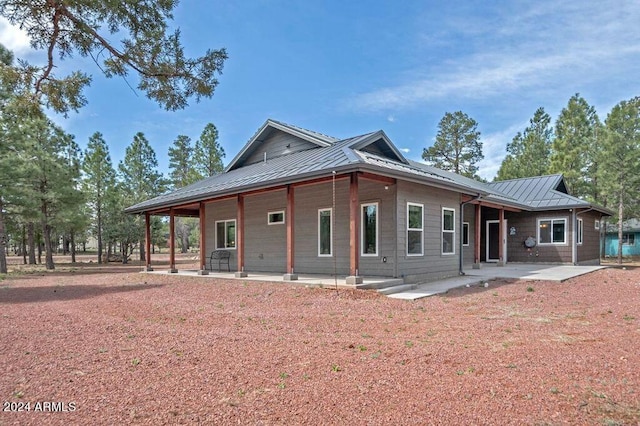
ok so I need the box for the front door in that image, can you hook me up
[486,220,507,263]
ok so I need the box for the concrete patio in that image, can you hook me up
[145,262,606,301]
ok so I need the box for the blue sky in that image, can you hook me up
[1,0,639,180]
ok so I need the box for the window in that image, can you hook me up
[577,218,583,245]
[622,233,636,246]
[538,218,566,245]
[215,219,236,249]
[442,207,455,255]
[318,208,332,256]
[407,203,423,256]
[595,220,600,230]
[268,210,285,225]
[361,203,378,256]
[463,222,470,246]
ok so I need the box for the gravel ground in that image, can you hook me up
[1,261,639,425]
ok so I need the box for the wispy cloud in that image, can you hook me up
[347,1,640,112]
[476,122,527,181]
[0,17,31,54]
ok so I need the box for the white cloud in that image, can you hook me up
[0,17,31,54]
[387,115,395,123]
[399,147,410,153]
[347,1,640,112]
[476,122,525,181]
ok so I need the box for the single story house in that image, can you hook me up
[604,219,640,257]
[125,119,612,285]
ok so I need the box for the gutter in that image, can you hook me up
[460,194,483,275]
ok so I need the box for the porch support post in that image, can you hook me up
[197,202,208,275]
[498,208,505,266]
[473,204,481,269]
[347,172,362,285]
[235,195,247,277]
[284,186,298,280]
[168,208,178,273]
[144,212,153,271]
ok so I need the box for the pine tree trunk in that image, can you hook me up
[139,239,145,262]
[0,199,8,274]
[21,225,27,265]
[41,201,55,270]
[617,193,624,265]
[97,204,102,264]
[70,231,76,263]
[27,223,36,264]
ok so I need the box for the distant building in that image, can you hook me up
[605,219,640,257]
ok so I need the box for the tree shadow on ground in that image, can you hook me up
[0,283,164,304]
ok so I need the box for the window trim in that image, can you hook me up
[267,210,285,225]
[537,218,567,245]
[361,202,379,257]
[442,207,456,255]
[462,222,470,247]
[622,233,636,246]
[406,202,424,256]
[577,218,583,245]
[595,220,600,230]
[318,208,332,257]
[215,219,237,250]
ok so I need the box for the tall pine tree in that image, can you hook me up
[194,123,225,178]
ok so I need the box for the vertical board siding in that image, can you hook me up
[396,181,461,282]
[244,190,287,273]
[204,199,238,271]
[243,131,319,165]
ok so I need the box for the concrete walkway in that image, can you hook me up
[387,263,606,300]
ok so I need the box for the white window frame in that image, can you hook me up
[215,219,237,250]
[406,202,424,256]
[318,208,332,257]
[595,220,600,230]
[442,207,456,255]
[361,202,379,257]
[267,210,285,225]
[622,233,636,246]
[462,222,470,246]
[537,218,567,245]
[577,218,583,245]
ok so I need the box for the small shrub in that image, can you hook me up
[526,286,535,292]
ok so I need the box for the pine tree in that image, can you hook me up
[495,107,553,181]
[82,132,116,264]
[194,123,225,178]
[599,97,640,264]
[168,135,198,188]
[0,1,227,113]
[423,111,483,178]
[550,94,601,199]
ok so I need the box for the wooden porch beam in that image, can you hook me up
[168,208,177,273]
[358,172,396,185]
[498,208,505,265]
[198,202,207,273]
[144,212,152,271]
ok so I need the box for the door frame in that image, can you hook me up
[486,219,507,263]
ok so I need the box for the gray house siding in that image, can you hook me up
[505,210,573,263]
[396,180,461,283]
[242,131,319,166]
[577,210,602,264]
[204,198,238,271]
[293,180,351,275]
[357,178,397,277]
[462,205,476,265]
[243,190,288,273]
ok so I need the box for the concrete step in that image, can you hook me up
[377,284,416,295]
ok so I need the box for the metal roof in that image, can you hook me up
[125,120,613,216]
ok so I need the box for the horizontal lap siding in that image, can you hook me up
[293,180,350,275]
[357,179,396,277]
[577,211,603,264]
[243,131,318,165]
[205,199,238,271]
[396,181,460,282]
[244,190,287,273]
[462,206,476,265]
[505,210,572,263]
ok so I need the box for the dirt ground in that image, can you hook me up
[1,255,639,425]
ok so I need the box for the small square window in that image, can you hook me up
[268,210,285,225]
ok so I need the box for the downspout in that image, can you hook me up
[460,194,483,275]
[574,208,595,265]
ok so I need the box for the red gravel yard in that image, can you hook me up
[1,262,639,425]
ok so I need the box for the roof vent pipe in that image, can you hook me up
[264,152,267,163]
